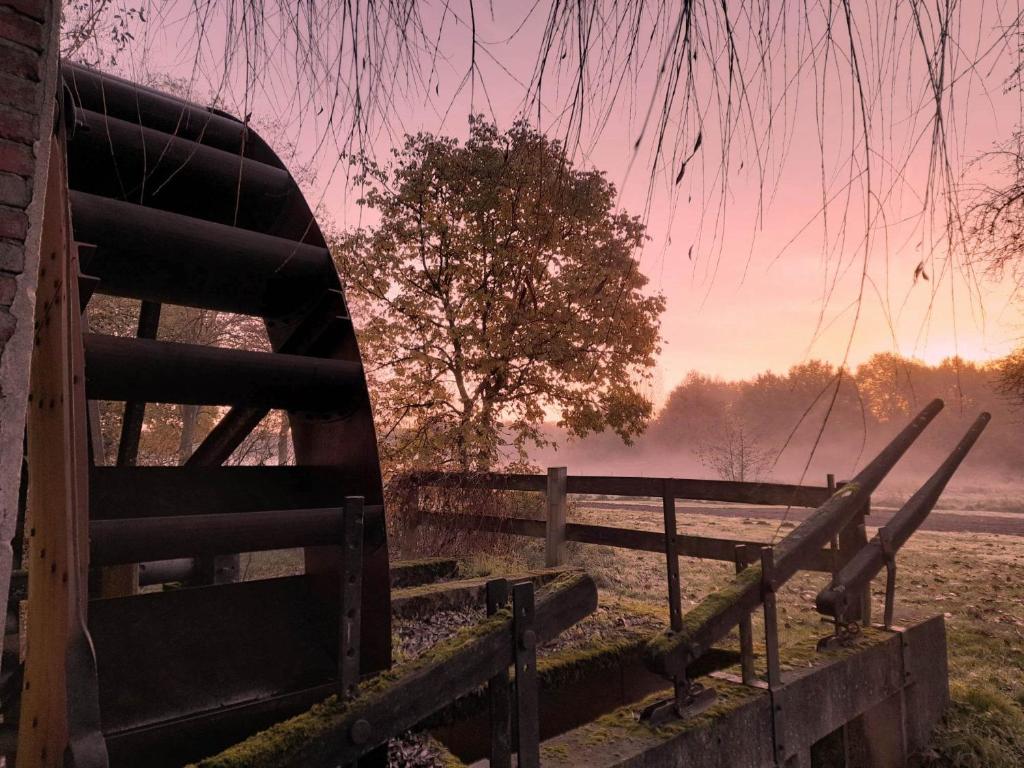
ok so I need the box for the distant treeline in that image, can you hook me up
[532,354,1022,484]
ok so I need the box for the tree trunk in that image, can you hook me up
[277,415,291,466]
[178,404,199,464]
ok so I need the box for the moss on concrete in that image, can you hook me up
[573,677,762,750]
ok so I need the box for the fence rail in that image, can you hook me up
[404,468,850,574]
[415,511,834,571]
[405,471,832,508]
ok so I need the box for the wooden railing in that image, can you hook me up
[403,469,856,574]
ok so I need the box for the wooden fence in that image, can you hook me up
[404,469,866,574]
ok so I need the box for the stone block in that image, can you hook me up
[0,1,48,23]
[0,172,28,207]
[0,6,43,51]
[0,71,39,111]
[0,238,23,273]
[0,137,33,176]
[0,104,36,143]
[0,38,39,80]
[0,205,26,240]
[0,274,14,305]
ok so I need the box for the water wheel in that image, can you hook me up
[17,61,390,768]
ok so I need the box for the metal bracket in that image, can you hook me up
[512,581,540,768]
[338,497,364,698]
[486,579,512,768]
[816,619,861,652]
[639,679,717,725]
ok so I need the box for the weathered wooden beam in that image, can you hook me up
[406,471,831,507]
[91,466,381,519]
[62,62,281,165]
[115,300,161,467]
[645,399,944,678]
[192,572,598,768]
[567,477,830,507]
[545,467,568,567]
[90,505,384,565]
[187,290,350,467]
[391,569,570,619]
[416,512,834,571]
[83,334,364,411]
[816,412,990,619]
[71,192,334,317]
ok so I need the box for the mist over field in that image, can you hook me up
[529,355,1024,509]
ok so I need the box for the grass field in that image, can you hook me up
[457,504,1024,767]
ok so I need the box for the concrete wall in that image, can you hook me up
[0,0,60,667]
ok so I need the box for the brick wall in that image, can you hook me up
[0,0,59,673]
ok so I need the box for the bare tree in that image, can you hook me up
[696,417,772,483]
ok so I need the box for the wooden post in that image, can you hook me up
[486,579,512,768]
[338,497,364,697]
[545,467,567,568]
[662,479,683,631]
[733,545,756,686]
[837,495,870,623]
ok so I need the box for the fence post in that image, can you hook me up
[545,467,568,567]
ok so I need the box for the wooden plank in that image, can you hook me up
[19,137,103,768]
[83,334,364,411]
[187,290,350,466]
[194,573,598,768]
[408,471,830,507]
[417,512,833,571]
[90,466,376,519]
[90,576,337,767]
[71,192,333,317]
[391,569,570,619]
[89,505,384,565]
[544,467,567,567]
[817,412,991,621]
[567,476,831,507]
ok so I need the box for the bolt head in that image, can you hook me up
[520,629,537,650]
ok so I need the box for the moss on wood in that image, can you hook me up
[191,572,590,768]
[644,564,763,671]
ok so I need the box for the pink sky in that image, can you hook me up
[111,2,1024,399]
